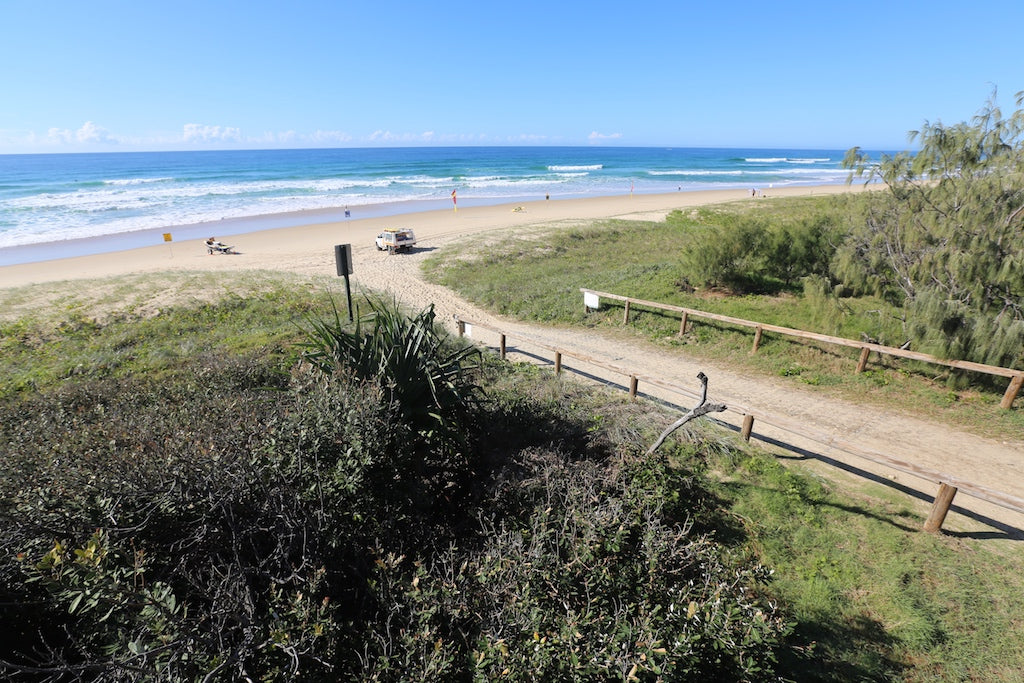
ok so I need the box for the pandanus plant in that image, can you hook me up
[300,297,482,442]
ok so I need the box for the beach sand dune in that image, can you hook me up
[3,185,1022,538]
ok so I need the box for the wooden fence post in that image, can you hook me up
[457,320,465,337]
[499,334,506,360]
[751,326,763,353]
[679,312,688,336]
[856,347,871,373]
[1001,374,1024,410]
[629,375,638,399]
[741,414,754,441]
[623,300,631,325]
[554,351,562,374]
[923,483,958,533]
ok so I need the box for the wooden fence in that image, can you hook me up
[580,288,1024,410]
[453,314,1024,534]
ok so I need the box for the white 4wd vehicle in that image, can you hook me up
[375,228,417,253]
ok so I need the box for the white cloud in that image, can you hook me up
[368,130,408,142]
[76,121,115,144]
[183,123,242,143]
[3,123,587,152]
[47,127,73,144]
[40,122,116,146]
[509,133,550,143]
[367,129,441,144]
[588,131,623,143]
[308,129,353,144]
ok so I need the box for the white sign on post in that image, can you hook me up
[584,292,600,311]
[464,323,473,338]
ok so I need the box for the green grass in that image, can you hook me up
[0,270,343,397]
[422,198,1024,438]
[3,270,1024,681]
[700,444,1024,681]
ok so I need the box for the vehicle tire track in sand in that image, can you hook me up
[351,234,1024,538]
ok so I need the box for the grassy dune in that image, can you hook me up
[2,273,1022,680]
[423,196,1024,438]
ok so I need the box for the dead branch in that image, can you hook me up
[645,372,726,456]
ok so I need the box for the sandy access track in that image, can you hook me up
[3,186,1023,539]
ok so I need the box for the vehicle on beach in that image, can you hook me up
[375,228,417,254]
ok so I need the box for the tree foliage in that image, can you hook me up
[839,90,1024,367]
[678,211,839,294]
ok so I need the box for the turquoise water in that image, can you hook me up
[0,146,866,264]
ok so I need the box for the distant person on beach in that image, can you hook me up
[205,237,234,254]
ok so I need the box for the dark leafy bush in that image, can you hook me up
[352,450,789,681]
[0,355,345,680]
[1,302,790,681]
[298,298,487,533]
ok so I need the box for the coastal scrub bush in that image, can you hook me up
[761,214,837,287]
[680,220,766,292]
[678,210,840,294]
[0,348,478,681]
[0,300,791,682]
[461,450,789,681]
[0,355,342,680]
[345,448,789,682]
[298,298,486,531]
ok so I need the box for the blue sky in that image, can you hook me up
[2,0,1022,153]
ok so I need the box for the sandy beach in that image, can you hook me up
[0,186,852,289]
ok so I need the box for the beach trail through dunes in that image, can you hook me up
[2,186,1022,540]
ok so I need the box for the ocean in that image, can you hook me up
[0,146,864,265]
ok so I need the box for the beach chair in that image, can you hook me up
[205,239,236,254]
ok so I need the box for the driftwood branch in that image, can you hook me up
[646,372,726,456]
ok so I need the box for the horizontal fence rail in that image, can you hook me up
[580,288,1024,410]
[453,314,1024,533]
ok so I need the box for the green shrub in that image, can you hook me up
[680,210,840,294]
[462,451,789,681]
[348,449,789,682]
[0,356,342,680]
[300,298,482,443]
[681,220,766,292]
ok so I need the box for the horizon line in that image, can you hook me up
[0,142,893,157]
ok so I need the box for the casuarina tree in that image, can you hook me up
[839,90,1024,369]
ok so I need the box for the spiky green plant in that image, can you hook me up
[300,297,482,441]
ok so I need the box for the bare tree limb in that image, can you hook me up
[646,372,727,456]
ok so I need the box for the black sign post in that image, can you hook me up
[334,244,354,322]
